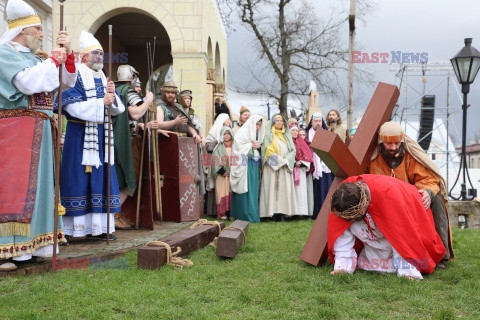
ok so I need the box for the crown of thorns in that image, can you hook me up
[332,187,369,220]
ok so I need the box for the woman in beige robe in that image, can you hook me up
[259,115,297,220]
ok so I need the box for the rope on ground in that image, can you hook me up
[189,219,223,247]
[189,219,223,234]
[223,226,247,246]
[208,226,247,248]
[145,241,193,269]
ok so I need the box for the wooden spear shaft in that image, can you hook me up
[106,24,113,246]
[135,113,147,229]
[151,103,161,222]
[150,41,163,224]
[154,104,163,224]
[52,0,65,267]
[144,43,155,224]
[147,42,162,224]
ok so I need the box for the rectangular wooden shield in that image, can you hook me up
[158,134,203,222]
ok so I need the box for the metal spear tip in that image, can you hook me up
[108,25,112,35]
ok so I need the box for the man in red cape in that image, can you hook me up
[328,174,446,280]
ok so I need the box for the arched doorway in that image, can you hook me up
[207,37,214,69]
[214,42,222,84]
[93,11,171,94]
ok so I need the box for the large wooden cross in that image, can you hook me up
[300,82,400,266]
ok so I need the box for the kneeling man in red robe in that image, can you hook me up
[328,174,446,280]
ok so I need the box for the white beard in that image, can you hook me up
[90,62,104,71]
[25,34,42,53]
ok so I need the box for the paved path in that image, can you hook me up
[57,221,194,259]
[2,221,194,276]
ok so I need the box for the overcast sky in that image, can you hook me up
[226,0,480,143]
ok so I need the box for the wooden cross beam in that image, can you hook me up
[216,220,250,259]
[137,222,225,269]
[300,82,400,266]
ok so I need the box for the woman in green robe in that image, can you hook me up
[230,115,266,223]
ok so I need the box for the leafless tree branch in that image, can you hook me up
[221,0,376,117]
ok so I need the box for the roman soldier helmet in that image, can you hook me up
[177,89,192,109]
[161,81,178,93]
[179,89,192,100]
[378,121,405,144]
[117,65,139,82]
[132,78,141,87]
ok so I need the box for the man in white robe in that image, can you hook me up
[332,213,424,279]
[0,0,76,271]
[57,31,125,242]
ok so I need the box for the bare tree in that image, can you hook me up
[222,0,374,118]
[471,129,480,145]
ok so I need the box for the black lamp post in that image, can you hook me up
[449,38,480,200]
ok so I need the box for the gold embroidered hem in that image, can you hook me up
[0,222,30,237]
[0,230,66,259]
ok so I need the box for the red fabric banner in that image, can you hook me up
[0,115,43,223]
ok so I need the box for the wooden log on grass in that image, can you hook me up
[215,220,249,259]
[137,222,225,269]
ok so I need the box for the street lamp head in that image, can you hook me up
[451,38,480,88]
[449,39,480,200]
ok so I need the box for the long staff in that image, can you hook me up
[145,43,155,225]
[152,38,163,223]
[52,0,65,266]
[134,42,154,229]
[135,110,147,229]
[106,25,113,245]
[147,41,163,224]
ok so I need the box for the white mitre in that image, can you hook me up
[79,30,103,54]
[0,0,42,45]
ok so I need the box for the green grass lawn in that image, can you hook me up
[0,220,479,319]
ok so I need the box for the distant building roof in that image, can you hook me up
[225,89,304,118]
[456,143,480,154]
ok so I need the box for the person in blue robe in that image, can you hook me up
[55,30,125,242]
